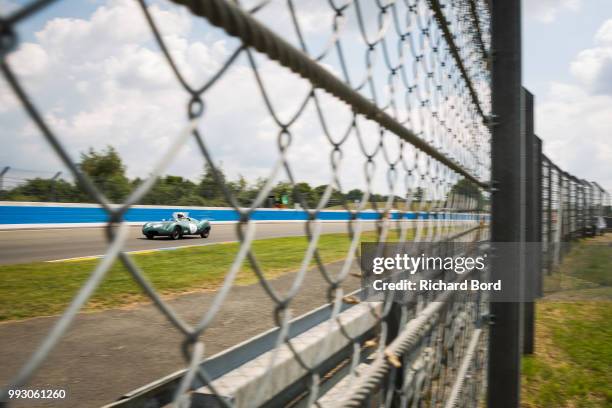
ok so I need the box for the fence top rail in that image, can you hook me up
[167,0,489,189]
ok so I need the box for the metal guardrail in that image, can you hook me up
[104,295,362,408]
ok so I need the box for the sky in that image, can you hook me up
[0,0,610,197]
[523,0,612,194]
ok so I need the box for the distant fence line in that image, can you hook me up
[540,155,611,274]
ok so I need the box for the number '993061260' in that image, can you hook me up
[6,389,66,400]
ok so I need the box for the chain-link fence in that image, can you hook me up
[519,86,610,359]
[540,155,610,275]
[1,0,492,406]
[2,0,608,407]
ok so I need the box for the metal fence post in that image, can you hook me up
[571,179,577,238]
[535,137,543,297]
[568,179,572,240]
[522,88,535,355]
[579,181,583,235]
[564,175,567,237]
[564,175,568,250]
[586,182,591,228]
[580,180,591,236]
[489,0,522,406]
[547,159,554,273]
[560,173,565,244]
[573,179,576,238]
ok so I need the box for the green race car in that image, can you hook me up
[142,212,211,240]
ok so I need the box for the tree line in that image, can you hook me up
[1,146,414,208]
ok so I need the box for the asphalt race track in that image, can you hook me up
[0,222,379,265]
[0,221,376,406]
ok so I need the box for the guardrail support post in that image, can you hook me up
[489,0,522,406]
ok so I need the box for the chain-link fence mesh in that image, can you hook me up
[0,0,493,406]
[540,154,610,276]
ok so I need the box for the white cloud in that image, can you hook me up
[0,0,483,201]
[0,0,360,193]
[595,19,612,44]
[4,43,49,77]
[570,18,612,95]
[537,19,612,192]
[537,86,612,192]
[524,0,581,23]
[1,0,207,182]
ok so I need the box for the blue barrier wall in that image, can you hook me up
[0,203,479,226]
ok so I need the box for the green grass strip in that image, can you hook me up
[522,237,612,407]
[0,228,423,321]
[522,302,612,408]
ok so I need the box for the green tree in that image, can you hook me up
[346,188,364,202]
[226,175,247,196]
[140,175,204,206]
[5,178,79,202]
[199,163,227,205]
[313,184,344,207]
[293,182,315,207]
[370,193,385,203]
[79,146,130,202]
[239,177,269,207]
[449,179,485,209]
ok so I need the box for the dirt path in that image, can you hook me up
[0,262,361,407]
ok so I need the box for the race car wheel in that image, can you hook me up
[171,226,182,240]
[145,233,154,240]
[200,227,210,239]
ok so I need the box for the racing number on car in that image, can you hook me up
[188,222,197,234]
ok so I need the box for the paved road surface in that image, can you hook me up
[0,222,377,264]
